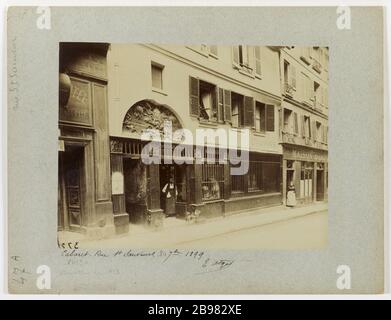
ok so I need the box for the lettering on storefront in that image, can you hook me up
[68,53,107,80]
[284,147,327,162]
[59,77,92,125]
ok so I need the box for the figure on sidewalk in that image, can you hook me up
[286,181,297,207]
[162,177,178,217]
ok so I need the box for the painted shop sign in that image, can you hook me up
[284,147,327,162]
[68,53,107,80]
[59,77,92,125]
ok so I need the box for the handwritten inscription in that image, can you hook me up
[10,256,32,286]
[9,37,19,110]
[60,248,235,275]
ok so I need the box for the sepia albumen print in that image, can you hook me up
[58,43,328,250]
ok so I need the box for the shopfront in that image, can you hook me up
[282,146,328,205]
[58,43,115,237]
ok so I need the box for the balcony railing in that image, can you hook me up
[281,131,328,150]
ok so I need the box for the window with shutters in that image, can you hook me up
[283,109,293,133]
[232,46,253,75]
[199,80,218,121]
[283,60,296,95]
[151,62,164,90]
[189,76,218,121]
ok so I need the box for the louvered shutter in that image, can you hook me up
[223,90,232,122]
[254,46,262,77]
[266,104,275,132]
[294,112,299,134]
[232,46,240,66]
[189,76,199,117]
[218,88,224,122]
[243,96,254,127]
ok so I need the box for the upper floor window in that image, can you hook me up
[231,92,245,128]
[151,62,164,90]
[303,115,311,138]
[199,80,218,121]
[284,60,296,94]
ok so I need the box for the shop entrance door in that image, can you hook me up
[300,162,314,203]
[159,164,188,217]
[58,145,84,230]
[316,170,324,201]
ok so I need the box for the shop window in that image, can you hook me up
[151,62,164,90]
[300,162,313,200]
[262,162,281,193]
[201,164,224,201]
[248,161,262,191]
[231,155,281,195]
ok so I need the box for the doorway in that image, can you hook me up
[58,145,84,230]
[316,169,324,201]
[159,164,188,217]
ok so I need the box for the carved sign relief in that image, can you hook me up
[122,100,182,137]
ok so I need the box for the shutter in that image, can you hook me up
[266,104,275,132]
[254,46,261,77]
[223,90,232,122]
[209,45,218,56]
[189,76,199,117]
[243,96,254,127]
[232,46,240,66]
[218,88,224,122]
[291,65,297,89]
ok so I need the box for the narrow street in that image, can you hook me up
[64,204,328,250]
[175,210,327,250]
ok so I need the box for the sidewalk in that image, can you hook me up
[66,202,328,249]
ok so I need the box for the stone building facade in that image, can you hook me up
[279,47,329,205]
[58,44,328,236]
